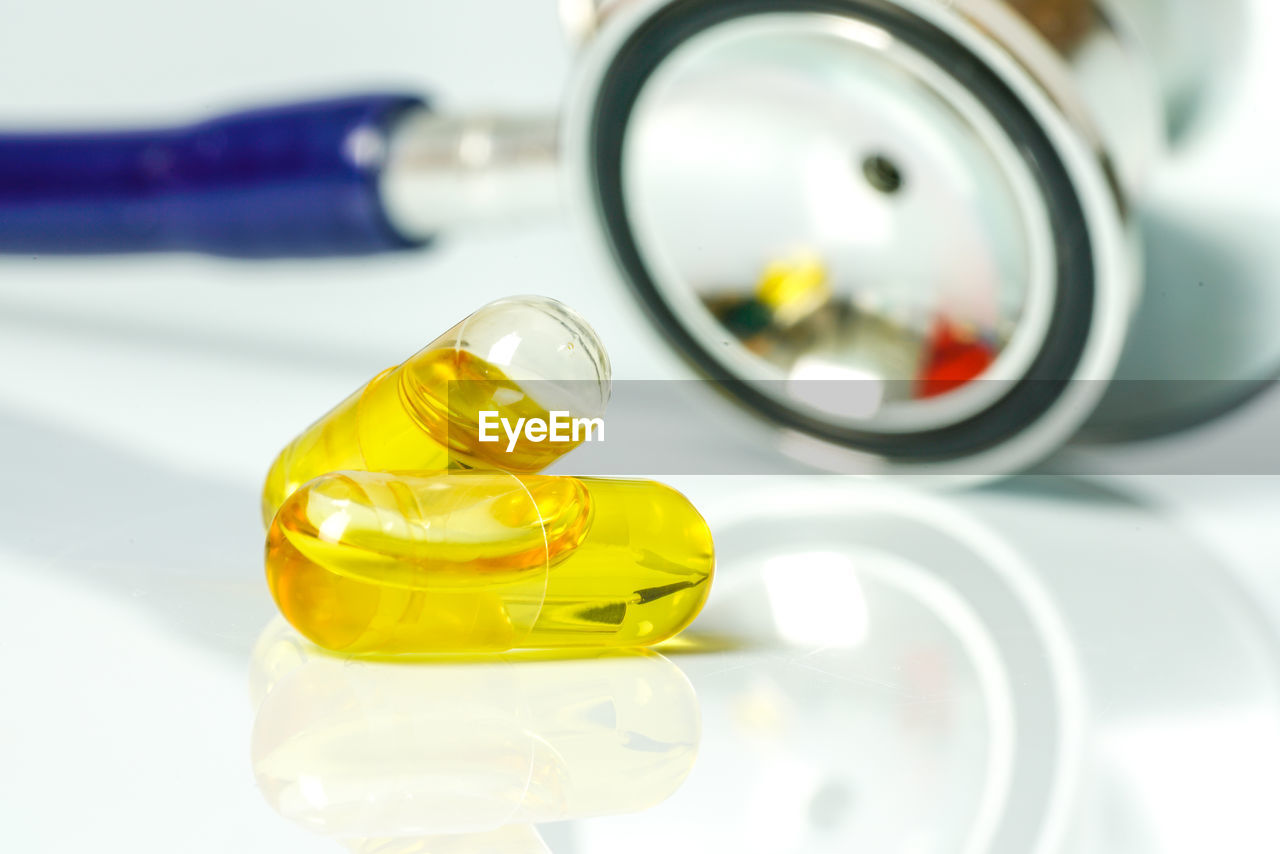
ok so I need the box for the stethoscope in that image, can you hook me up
[0,0,1250,476]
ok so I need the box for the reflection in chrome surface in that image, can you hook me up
[622,14,1055,431]
[249,622,700,851]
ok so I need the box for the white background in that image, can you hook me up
[1,1,1279,851]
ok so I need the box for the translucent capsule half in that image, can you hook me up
[260,297,611,524]
[265,471,715,654]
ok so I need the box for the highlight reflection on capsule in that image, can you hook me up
[260,296,611,524]
[265,471,715,654]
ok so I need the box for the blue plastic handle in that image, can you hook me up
[0,94,428,258]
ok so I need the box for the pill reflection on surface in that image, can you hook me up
[249,620,701,842]
[265,471,715,654]
[260,296,611,523]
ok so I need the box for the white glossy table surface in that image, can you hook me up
[2,2,1279,851]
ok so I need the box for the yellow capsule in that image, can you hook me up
[261,296,611,524]
[265,471,715,654]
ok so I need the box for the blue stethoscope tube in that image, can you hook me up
[0,94,428,258]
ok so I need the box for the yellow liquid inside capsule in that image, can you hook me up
[261,349,584,524]
[265,472,715,654]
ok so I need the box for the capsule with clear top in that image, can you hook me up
[260,296,611,523]
[265,470,714,654]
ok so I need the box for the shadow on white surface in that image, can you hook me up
[0,405,273,656]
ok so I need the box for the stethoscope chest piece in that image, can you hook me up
[564,0,1160,476]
